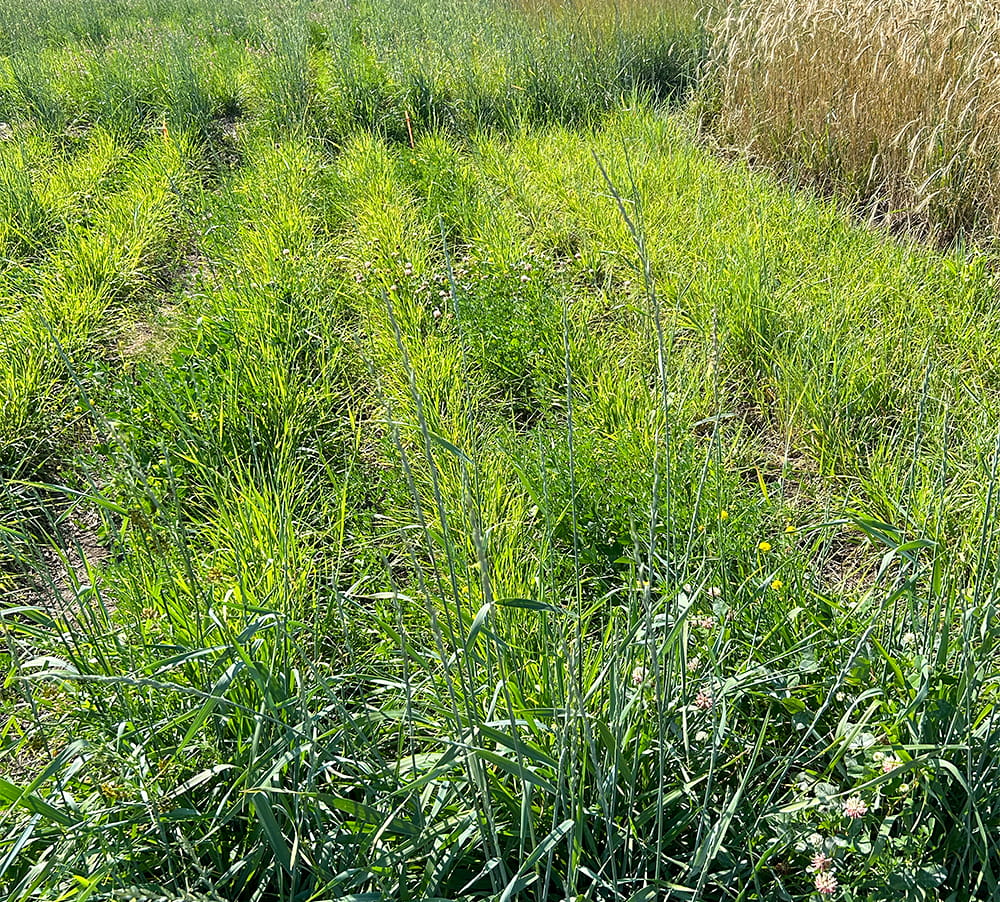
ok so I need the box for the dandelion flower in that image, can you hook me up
[771,579,783,590]
[758,541,772,552]
[785,523,796,534]
[719,510,728,520]
[814,870,838,895]
[842,795,868,819]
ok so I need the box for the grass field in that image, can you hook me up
[2,1,1000,901]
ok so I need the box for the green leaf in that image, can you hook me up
[251,792,291,873]
[0,778,77,827]
[499,819,574,902]
[495,597,560,613]
[473,747,558,794]
[465,601,492,653]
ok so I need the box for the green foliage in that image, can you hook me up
[1,2,1000,901]
[0,0,704,143]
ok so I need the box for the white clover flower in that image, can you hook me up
[843,795,868,818]
[881,755,902,774]
[814,870,838,895]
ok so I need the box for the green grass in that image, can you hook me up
[2,1,1000,901]
[0,0,705,144]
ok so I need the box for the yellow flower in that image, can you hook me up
[771,579,783,590]
[785,524,796,533]
[758,541,772,552]
[719,510,729,520]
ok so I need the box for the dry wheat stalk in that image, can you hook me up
[709,0,1000,242]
